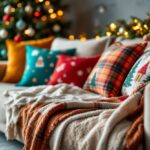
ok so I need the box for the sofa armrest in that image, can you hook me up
[0,61,7,81]
[144,83,150,150]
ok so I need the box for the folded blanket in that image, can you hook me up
[4,83,145,150]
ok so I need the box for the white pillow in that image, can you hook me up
[50,36,115,57]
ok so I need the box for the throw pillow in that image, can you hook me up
[122,48,150,95]
[84,42,147,97]
[17,46,76,86]
[51,36,116,57]
[2,37,53,83]
[48,55,99,87]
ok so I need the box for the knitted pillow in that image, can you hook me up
[2,37,53,83]
[84,42,147,97]
[17,46,76,86]
[122,48,150,95]
[48,55,99,87]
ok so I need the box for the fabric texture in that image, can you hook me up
[48,55,99,87]
[122,48,150,95]
[84,42,147,97]
[2,37,53,83]
[51,36,116,57]
[17,46,76,86]
[4,83,144,150]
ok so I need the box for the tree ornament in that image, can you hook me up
[0,49,7,59]
[34,11,41,17]
[4,5,12,14]
[52,24,61,32]
[25,27,35,37]
[25,4,33,15]
[0,29,8,38]
[119,27,124,34]
[3,14,10,22]
[16,19,26,30]
[14,34,22,43]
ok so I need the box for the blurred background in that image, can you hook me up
[65,0,150,36]
[0,0,150,60]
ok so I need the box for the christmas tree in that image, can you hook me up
[0,0,70,60]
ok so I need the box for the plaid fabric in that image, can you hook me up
[84,42,147,97]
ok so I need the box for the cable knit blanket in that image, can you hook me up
[4,84,144,150]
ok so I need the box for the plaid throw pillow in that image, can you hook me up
[84,42,147,97]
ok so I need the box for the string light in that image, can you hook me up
[11,8,15,13]
[50,13,57,19]
[79,35,87,42]
[144,24,149,30]
[69,35,75,40]
[38,0,44,2]
[95,35,101,39]
[41,16,47,21]
[17,3,22,8]
[57,10,64,16]
[106,32,112,36]
[48,8,54,14]
[45,1,51,6]
[124,31,129,38]
[110,23,117,31]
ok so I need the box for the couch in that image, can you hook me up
[0,37,150,150]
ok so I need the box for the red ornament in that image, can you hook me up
[3,14,10,22]
[34,11,41,17]
[14,34,22,43]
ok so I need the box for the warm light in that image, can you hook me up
[110,23,117,31]
[24,29,29,35]
[106,32,112,36]
[50,13,57,19]
[17,3,22,7]
[132,25,139,30]
[117,32,121,36]
[41,16,47,21]
[95,35,101,39]
[57,10,64,16]
[48,8,54,14]
[69,35,75,40]
[10,17,14,21]
[45,1,51,6]
[144,24,149,30]
[5,21,10,26]
[124,31,129,38]
[11,8,16,13]
[80,37,87,42]
[38,0,44,2]
[133,19,138,23]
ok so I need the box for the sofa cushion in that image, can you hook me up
[17,46,76,86]
[51,36,115,57]
[2,37,53,83]
[122,48,150,95]
[48,55,99,87]
[84,42,147,97]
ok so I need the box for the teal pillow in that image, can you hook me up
[17,45,76,86]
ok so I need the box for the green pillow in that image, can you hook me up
[17,45,76,86]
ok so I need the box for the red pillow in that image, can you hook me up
[47,55,99,87]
